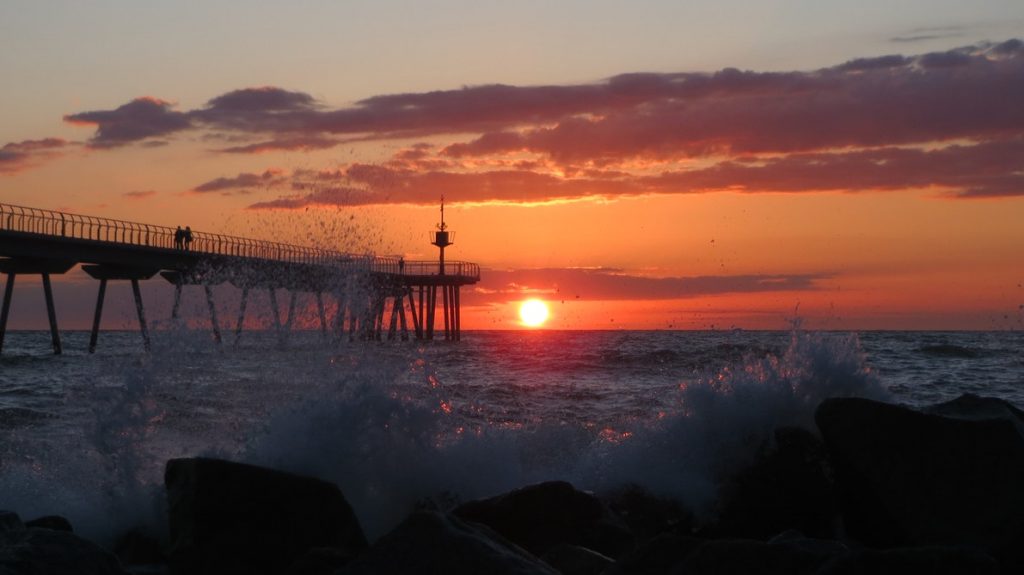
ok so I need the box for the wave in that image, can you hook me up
[0,329,892,544]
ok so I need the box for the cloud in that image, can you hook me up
[890,26,965,44]
[65,40,1021,156]
[64,97,192,147]
[61,39,1024,202]
[218,136,341,154]
[192,168,288,194]
[0,138,69,174]
[464,267,829,304]
[122,190,157,200]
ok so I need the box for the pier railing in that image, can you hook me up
[376,260,481,280]
[0,202,479,280]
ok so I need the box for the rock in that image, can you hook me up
[285,547,357,575]
[453,480,633,559]
[712,427,837,540]
[602,533,704,575]
[766,530,848,561]
[815,545,999,574]
[601,484,693,542]
[0,512,23,533]
[24,515,74,532]
[337,510,560,575]
[815,397,1024,570]
[164,457,367,575]
[672,538,833,575]
[539,544,613,575]
[114,529,164,567]
[924,393,1024,434]
[0,522,126,574]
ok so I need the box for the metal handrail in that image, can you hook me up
[0,201,480,280]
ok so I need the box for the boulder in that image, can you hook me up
[539,544,613,575]
[113,529,165,568]
[712,427,837,540]
[815,397,1024,569]
[602,533,704,575]
[453,480,633,558]
[601,484,693,542]
[337,510,560,575]
[815,545,999,574]
[608,536,834,575]
[674,538,835,575]
[24,515,74,533]
[164,457,367,575]
[924,393,1024,433]
[0,512,23,533]
[0,513,126,575]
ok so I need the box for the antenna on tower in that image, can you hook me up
[437,195,448,231]
[431,195,453,274]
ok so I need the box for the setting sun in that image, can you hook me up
[519,299,550,328]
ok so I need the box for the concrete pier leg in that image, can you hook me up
[376,296,386,341]
[407,287,421,340]
[285,291,297,334]
[387,296,400,341]
[442,284,450,341]
[204,285,222,345]
[426,286,436,341]
[234,287,249,346]
[41,273,61,355]
[0,273,16,354]
[268,288,282,340]
[419,287,426,339]
[454,286,461,341]
[171,283,183,320]
[398,294,409,341]
[316,292,327,338]
[88,278,107,353]
[131,279,151,352]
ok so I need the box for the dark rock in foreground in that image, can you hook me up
[539,543,613,575]
[816,395,1024,570]
[0,510,126,575]
[815,545,1000,574]
[24,515,74,533]
[337,510,560,575]
[453,480,633,559]
[712,427,837,540]
[601,484,693,543]
[164,457,367,575]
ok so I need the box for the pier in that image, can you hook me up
[0,202,479,354]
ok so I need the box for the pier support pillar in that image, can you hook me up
[0,273,16,354]
[41,273,61,355]
[234,287,249,346]
[88,279,107,353]
[131,279,150,352]
[205,285,222,345]
[82,264,158,353]
[316,292,327,338]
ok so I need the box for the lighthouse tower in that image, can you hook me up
[431,196,454,275]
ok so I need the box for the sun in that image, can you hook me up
[519,299,550,328]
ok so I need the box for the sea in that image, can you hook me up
[1,328,1022,543]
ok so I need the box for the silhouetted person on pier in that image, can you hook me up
[174,226,184,249]
[184,226,193,251]
[399,257,405,274]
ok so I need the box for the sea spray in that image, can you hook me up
[3,328,1014,547]
[576,331,890,514]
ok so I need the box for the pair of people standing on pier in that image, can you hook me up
[174,226,193,250]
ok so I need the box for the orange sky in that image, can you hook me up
[2,3,1023,331]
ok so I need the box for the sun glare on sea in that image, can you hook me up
[519,299,550,328]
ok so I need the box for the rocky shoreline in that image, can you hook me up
[3,393,1023,574]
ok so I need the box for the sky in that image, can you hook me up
[1,0,1023,331]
